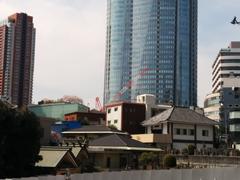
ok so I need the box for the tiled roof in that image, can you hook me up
[35,147,78,168]
[142,107,218,126]
[62,125,127,134]
[89,134,162,151]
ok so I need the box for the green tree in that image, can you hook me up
[163,154,176,168]
[139,152,158,169]
[187,144,196,155]
[0,101,42,178]
[108,124,118,130]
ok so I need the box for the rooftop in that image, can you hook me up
[142,107,218,126]
[89,134,162,152]
[62,125,128,135]
[35,146,78,168]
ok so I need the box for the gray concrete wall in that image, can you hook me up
[12,168,240,180]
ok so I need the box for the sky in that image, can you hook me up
[0,0,240,108]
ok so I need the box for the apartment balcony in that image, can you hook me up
[131,134,172,144]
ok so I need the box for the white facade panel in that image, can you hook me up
[196,125,213,142]
[172,124,195,141]
[106,105,122,130]
[162,123,168,134]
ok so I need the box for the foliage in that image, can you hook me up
[81,161,99,173]
[108,124,118,130]
[187,144,196,155]
[139,152,158,167]
[0,101,42,178]
[38,95,83,105]
[163,154,176,168]
[182,148,188,155]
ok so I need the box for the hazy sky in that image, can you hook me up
[0,0,239,108]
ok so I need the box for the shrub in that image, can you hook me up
[187,144,196,155]
[163,154,176,168]
[139,152,158,167]
[182,148,188,155]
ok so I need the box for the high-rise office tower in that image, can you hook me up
[0,13,35,107]
[104,0,198,107]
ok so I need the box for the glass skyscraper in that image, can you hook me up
[104,0,197,107]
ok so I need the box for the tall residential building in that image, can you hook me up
[205,42,240,122]
[212,41,240,92]
[204,42,240,145]
[0,13,35,107]
[104,0,198,107]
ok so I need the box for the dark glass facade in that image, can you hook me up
[104,0,197,107]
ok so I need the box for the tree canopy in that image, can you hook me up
[38,95,83,105]
[0,101,42,178]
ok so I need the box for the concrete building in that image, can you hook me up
[204,42,240,146]
[29,103,89,120]
[105,102,146,134]
[204,92,221,122]
[132,107,217,150]
[136,94,171,120]
[88,134,161,170]
[0,13,36,107]
[38,117,55,146]
[104,0,198,107]
[212,41,240,93]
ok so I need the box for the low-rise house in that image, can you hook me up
[88,134,162,170]
[62,125,128,142]
[35,147,80,175]
[132,107,218,150]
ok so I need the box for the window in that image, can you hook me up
[189,129,194,136]
[114,119,118,124]
[182,129,187,135]
[114,107,118,111]
[175,128,181,135]
[108,109,111,113]
[142,96,145,102]
[108,120,111,125]
[202,130,209,137]
[230,124,240,132]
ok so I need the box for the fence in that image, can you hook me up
[176,155,240,168]
[9,167,240,180]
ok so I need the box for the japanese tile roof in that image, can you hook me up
[62,125,127,135]
[89,134,162,152]
[35,147,78,168]
[142,107,218,126]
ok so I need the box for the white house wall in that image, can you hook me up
[196,125,213,142]
[106,105,122,130]
[162,123,168,134]
[172,124,195,141]
[173,142,195,150]
[196,143,213,149]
